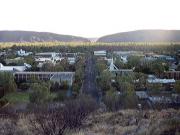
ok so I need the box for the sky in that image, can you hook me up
[0,0,180,38]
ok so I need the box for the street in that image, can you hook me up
[82,54,100,101]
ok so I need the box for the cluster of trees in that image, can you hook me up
[95,58,138,110]
[114,55,169,76]
[72,56,85,94]
[100,73,138,110]
[41,59,72,72]
[0,72,17,97]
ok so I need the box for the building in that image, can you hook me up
[35,52,62,63]
[147,75,175,90]
[5,57,24,65]
[163,71,180,80]
[0,63,31,72]
[113,51,144,57]
[108,58,133,75]
[136,91,148,99]
[94,50,107,56]
[64,53,77,64]
[147,75,175,84]
[14,71,75,85]
[35,52,76,65]
[17,49,32,56]
[0,51,6,57]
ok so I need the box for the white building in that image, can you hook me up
[94,50,107,56]
[65,53,77,64]
[120,56,128,63]
[147,75,175,84]
[35,52,63,63]
[17,49,32,56]
[0,63,31,72]
[113,51,144,57]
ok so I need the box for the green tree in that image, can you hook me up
[41,63,55,71]
[175,80,180,93]
[134,73,147,90]
[116,74,134,91]
[151,60,165,76]
[97,71,112,92]
[96,61,107,75]
[29,82,50,104]
[127,56,141,69]
[0,72,17,95]
[103,90,122,111]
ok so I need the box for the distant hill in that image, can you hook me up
[0,31,89,42]
[97,30,180,42]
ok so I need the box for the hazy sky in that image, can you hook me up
[0,0,180,38]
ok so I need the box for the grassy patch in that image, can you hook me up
[1,92,30,103]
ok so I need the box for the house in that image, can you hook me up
[35,52,62,63]
[0,63,31,72]
[17,49,32,56]
[94,50,107,56]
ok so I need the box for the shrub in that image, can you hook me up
[29,82,50,104]
[30,95,98,135]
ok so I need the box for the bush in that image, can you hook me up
[103,90,122,111]
[29,82,50,104]
[0,72,17,94]
[30,95,98,135]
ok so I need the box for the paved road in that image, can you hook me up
[82,54,100,101]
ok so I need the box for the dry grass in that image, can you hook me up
[70,109,180,135]
[0,109,179,135]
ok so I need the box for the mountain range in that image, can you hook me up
[97,30,180,42]
[1,30,180,43]
[0,31,89,42]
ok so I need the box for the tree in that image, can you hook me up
[127,56,141,69]
[175,81,180,93]
[96,60,107,75]
[151,60,165,76]
[103,90,122,111]
[134,73,147,90]
[115,75,137,108]
[41,62,55,71]
[0,72,17,95]
[29,82,50,104]
[97,71,112,92]
[115,74,134,91]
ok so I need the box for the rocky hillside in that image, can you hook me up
[97,30,180,42]
[0,31,89,42]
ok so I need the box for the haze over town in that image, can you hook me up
[0,0,180,37]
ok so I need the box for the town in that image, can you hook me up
[0,41,179,134]
[0,44,179,110]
